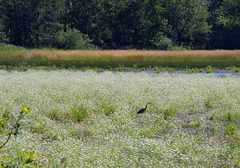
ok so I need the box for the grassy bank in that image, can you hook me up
[0,49,240,69]
[0,70,240,167]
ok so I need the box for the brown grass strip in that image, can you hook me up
[15,49,240,60]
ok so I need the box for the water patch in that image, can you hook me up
[127,70,240,76]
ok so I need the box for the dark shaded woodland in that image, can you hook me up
[0,0,239,50]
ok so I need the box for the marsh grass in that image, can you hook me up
[163,107,176,120]
[0,49,240,69]
[101,103,116,116]
[0,70,240,167]
[70,105,89,121]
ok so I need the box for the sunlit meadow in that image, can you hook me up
[1,49,240,68]
[0,70,240,167]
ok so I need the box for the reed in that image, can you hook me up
[0,49,240,69]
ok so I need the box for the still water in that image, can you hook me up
[131,70,240,76]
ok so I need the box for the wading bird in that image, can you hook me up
[137,102,151,114]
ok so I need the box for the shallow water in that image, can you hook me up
[130,70,240,76]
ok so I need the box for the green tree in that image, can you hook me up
[0,15,6,43]
[0,0,65,48]
[68,0,104,47]
[0,0,31,46]
[162,0,211,48]
[68,0,165,49]
[110,0,165,49]
[210,0,240,49]
[111,0,148,47]
[2,0,239,50]
[32,0,66,48]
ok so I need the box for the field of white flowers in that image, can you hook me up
[0,70,240,167]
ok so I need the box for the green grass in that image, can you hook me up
[0,70,240,167]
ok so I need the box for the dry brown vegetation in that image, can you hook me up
[0,49,240,69]
[18,49,240,59]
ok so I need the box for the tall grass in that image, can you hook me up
[0,49,240,69]
[0,70,240,167]
[0,43,26,51]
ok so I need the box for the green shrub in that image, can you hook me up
[233,66,239,72]
[1,151,39,168]
[151,33,173,50]
[206,66,213,73]
[57,28,97,50]
[0,43,25,51]
[185,69,196,73]
[189,120,201,127]
[168,68,175,72]
[226,66,232,70]
[70,105,89,121]
[0,105,30,149]
[0,105,38,167]
[225,125,237,135]
[48,109,61,120]
[1,66,7,71]
[167,45,191,51]
[223,112,233,121]
[156,67,166,73]
[101,103,116,116]
[23,67,28,71]
[204,98,214,108]
[133,64,138,69]
[163,107,176,120]
[197,69,204,73]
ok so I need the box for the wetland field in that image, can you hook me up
[0,70,240,167]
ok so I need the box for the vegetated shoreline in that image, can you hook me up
[0,49,240,70]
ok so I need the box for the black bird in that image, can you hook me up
[137,102,151,114]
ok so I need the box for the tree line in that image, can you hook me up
[0,0,239,50]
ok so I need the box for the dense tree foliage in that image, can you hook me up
[209,0,240,49]
[0,0,239,49]
[161,0,211,48]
